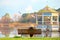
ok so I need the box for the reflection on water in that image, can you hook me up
[51,32,59,37]
[0,30,60,37]
[15,32,60,37]
[34,32,59,37]
[0,32,5,37]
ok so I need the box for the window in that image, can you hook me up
[38,21,42,24]
[43,12,51,16]
[44,16,51,21]
[37,16,42,21]
[53,16,57,21]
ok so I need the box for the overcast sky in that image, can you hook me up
[0,0,60,17]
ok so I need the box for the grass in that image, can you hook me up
[0,37,60,40]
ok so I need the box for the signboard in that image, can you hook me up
[18,27,42,37]
[18,29,41,34]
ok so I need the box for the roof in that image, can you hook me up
[38,5,58,13]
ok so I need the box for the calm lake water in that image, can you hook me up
[0,30,60,37]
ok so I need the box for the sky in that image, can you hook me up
[0,0,60,18]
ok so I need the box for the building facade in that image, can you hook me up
[35,6,59,37]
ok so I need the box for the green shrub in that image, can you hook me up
[14,36,22,38]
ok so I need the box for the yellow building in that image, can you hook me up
[35,6,59,37]
[36,6,59,30]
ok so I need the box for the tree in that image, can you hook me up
[22,13,28,18]
[1,26,13,37]
[20,13,36,23]
[59,15,60,22]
